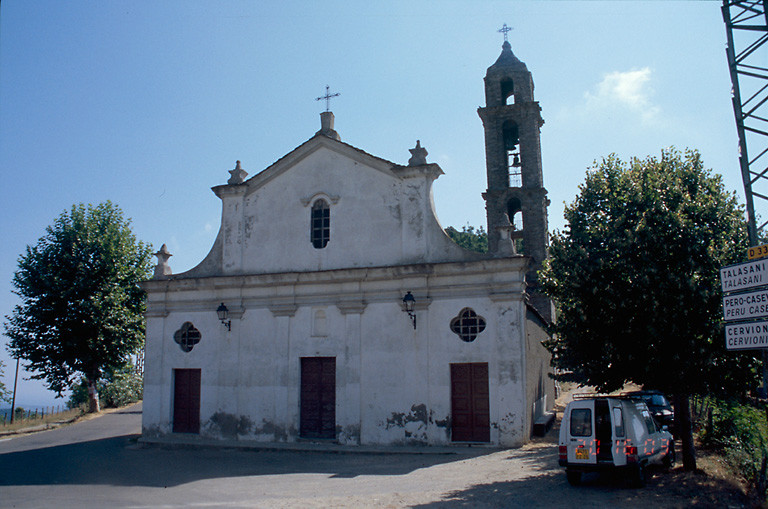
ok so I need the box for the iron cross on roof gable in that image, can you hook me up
[316,85,340,112]
[498,23,512,42]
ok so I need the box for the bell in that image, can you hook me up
[512,154,521,168]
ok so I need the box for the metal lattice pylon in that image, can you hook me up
[723,0,768,245]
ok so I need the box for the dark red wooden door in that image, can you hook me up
[300,357,336,439]
[450,363,490,442]
[173,368,201,434]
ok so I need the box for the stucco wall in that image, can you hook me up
[184,138,483,279]
[142,260,532,447]
[524,306,555,436]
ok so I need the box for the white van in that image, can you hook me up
[558,394,675,486]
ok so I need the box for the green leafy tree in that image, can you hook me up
[4,202,152,413]
[445,225,488,253]
[540,149,761,471]
[68,364,143,409]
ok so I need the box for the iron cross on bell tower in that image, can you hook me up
[478,24,552,322]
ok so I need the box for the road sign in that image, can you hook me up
[721,259,768,293]
[749,244,768,260]
[723,288,768,321]
[726,320,768,350]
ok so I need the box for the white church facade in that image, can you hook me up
[141,40,554,447]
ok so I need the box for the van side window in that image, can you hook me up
[570,408,592,437]
[612,407,625,437]
[641,409,657,434]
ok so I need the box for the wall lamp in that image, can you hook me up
[402,291,416,329]
[216,302,231,331]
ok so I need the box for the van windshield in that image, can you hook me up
[570,408,592,437]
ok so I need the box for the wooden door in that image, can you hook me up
[450,363,490,442]
[172,368,201,434]
[300,357,336,439]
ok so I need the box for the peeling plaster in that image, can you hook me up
[339,424,361,444]
[253,419,293,441]
[498,412,518,437]
[244,214,255,241]
[385,403,428,429]
[406,183,423,202]
[429,410,451,438]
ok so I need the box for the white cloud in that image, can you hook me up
[584,67,661,123]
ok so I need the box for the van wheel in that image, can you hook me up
[663,443,676,472]
[566,470,582,486]
[631,464,646,488]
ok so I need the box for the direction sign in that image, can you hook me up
[720,259,768,293]
[726,320,768,350]
[723,288,768,321]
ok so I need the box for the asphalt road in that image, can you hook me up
[0,404,750,508]
[0,404,504,508]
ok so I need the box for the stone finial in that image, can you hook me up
[496,225,517,256]
[153,244,172,279]
[316,111,341,141]
[228,160,248,185]
[408,140,428,166]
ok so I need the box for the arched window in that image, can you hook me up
[502,121,521,186]
[507,198,523,231]
[501,78,515,105]
[311,199,330,249]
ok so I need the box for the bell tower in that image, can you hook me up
[478,36,552,321]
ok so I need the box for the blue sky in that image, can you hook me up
[0,1,750,407]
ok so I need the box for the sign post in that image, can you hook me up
[721,253,768,397]
[721,259,768,351]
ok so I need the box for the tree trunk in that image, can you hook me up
[87,378,100,413]
[674,393,696,471]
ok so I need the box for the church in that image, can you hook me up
[141,39,555,447]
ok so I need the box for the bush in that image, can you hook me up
[700,399,768,493]
[100,367,143,408]
[67,366,143,409]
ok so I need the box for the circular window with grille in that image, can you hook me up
[450,308,486,343]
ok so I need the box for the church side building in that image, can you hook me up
[141,41,554,447]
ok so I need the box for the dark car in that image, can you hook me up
[624,390,674,433]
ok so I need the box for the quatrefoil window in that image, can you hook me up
[174,322,201,352]
[450,308,486,343]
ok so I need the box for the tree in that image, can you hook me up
[0,360,9,404]
[540,149,762,471]
[445,225,488,253]
[68,363,143,409]
[4,202,152,413]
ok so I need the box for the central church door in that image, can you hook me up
[450,362,490,442]
[300,357,336,439]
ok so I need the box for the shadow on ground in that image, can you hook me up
[0,433,493,488]
[412,446,749,508]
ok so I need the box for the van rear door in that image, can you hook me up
[566,400,597,465]
[611,402,627,466]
